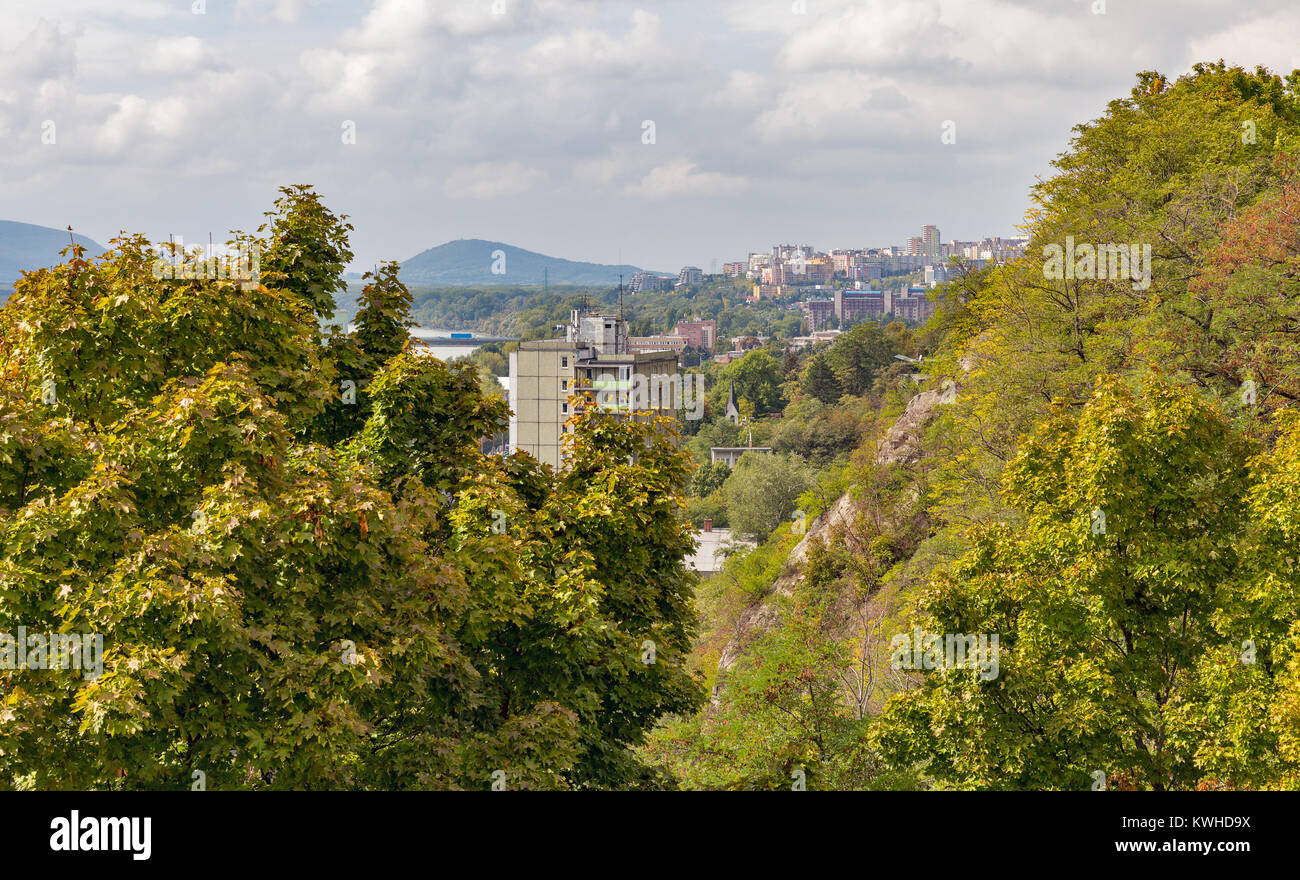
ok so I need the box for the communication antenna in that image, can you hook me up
[618,274,625,355]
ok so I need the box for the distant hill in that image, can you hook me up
[394,239,663,287]
[0,221,105,289]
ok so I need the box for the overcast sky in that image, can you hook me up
[2,0,1298,273]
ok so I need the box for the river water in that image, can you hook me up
[345,325,484,362]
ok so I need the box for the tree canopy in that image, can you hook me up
[0,186,704,790]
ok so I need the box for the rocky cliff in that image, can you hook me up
[710,386,945,699]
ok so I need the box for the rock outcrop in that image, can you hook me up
[875,389,942,465]
[710,387,946,701]
[713,491,859,689]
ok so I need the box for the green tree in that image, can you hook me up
[802,354,842,405]
[828,321,895,397]
[713,350,784,416]
[724,452,814,543]
[316,261,416,446]
[689,460,731,497]
[0,194,704,791]
[253,184,355,321]
[353,261,414,369]
[875,374,1255,790]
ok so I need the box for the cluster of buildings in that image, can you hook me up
[504,227,1028,465]
[632,228,1026,314]
[626,318,718,356]
[717,226,1029,329]
[507,311,776,466]
[737,228,1025,292]
[630,266,705,293]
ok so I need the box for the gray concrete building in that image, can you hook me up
[509,311,680,469]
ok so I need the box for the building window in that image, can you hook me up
[561,356,569,368]
[561,402,569,414]
[561,380,568,391]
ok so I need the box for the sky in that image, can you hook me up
[2,0,1299,274]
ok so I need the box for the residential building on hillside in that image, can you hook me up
[628,334,688,354]
[509,311,679,469]
[890,285,936,322]
[834,288,886,325]
[771,244,815,262]
[849,262,883,281]
[924,263,950,287]
[709,446,773,468]
[800,299,835,332]
[631,271,672,293]
[674,319,717,350]
[922,225,940,258]
[676,266,704,288]
[687,521,754,575]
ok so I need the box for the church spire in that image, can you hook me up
[725,381,740,425]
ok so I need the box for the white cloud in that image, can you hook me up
[142,36,210,74]
[94,94,192,153]
[623,161,748,198]
[1185,12,1300,74]
[3,0,1300,272]
[444,161,545,199]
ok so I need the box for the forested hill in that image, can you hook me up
[395,238,656,287]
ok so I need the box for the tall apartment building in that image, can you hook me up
[769,257,831,285]
[890,285,936,323]
[924,263,950,287]
[676,266,704,289]
[772,244,815,262]
[922,225,941,258]
[834,289,886,325]
[509,311,680,469]
[800,299,835,332]
[630,271,672,293]
[830,250,868,274]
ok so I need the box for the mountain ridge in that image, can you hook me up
[0,221,106,290]
[386,238,668,287]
